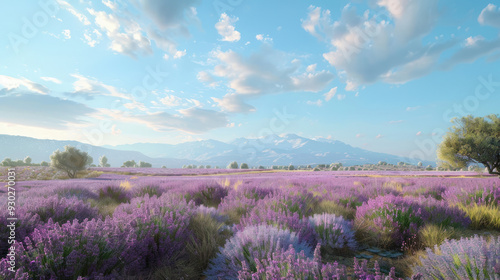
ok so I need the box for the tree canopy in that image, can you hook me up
[50,146,91,178]
[438,114,500,176]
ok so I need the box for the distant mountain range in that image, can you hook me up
[0,134,435,168]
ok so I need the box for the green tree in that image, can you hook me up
[228,161,239,169]
[138,161,152,168]
[438,114,500,176]
[417,161,423,167]
[240,163,249,169]
[99,155,110,167]
[1,158,13,167]
[24,156,32,165]
[288,164,295,170]
[40,161,49,167]
[122,160,137,167]
[50,146,90,178]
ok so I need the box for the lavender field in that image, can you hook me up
[1,169,500,279]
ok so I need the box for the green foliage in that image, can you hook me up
[99,155,110,167]
[418,224,456,249]
[122,160,136,167]
[240,163,249,169]
[438,114,500,176]
[138,161,152,168]
[288,165,295,170]
[314,200,356,220]
[50,146,91,178]
[458,203,500,230]
[185,213,231,276]
[40,161,49,167]
[227,161,239,169]
[24,156,32,165]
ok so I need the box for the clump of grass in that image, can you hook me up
[185,213,231,276]
[314,200,356,220]
[418,224,456,249]
[458,203,500,230]
[89,197,121,218]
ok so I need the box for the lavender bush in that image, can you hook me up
[204,224,313,279]
[309,213,357,251]
[238,244,402,280]
[412,235,500,279]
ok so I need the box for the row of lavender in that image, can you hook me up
[0,172,499,279]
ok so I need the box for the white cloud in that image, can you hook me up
[356,133,364,138]
[66,74,132,100]
[160,95,182,107]
[406,106,420,111]
[211,93,256,113]
[256,34,272,42]
[302,2,451,87]
[0,92,95,129]
[174,49,187,59]
[62,29,71,39]
[416,131,422,136]
[40,77,62,84]
[0,75,49,94]
[56,0,91,25]
[212,45,334,95]
[87,8,152,58]
[323,87,337,101]
[208,45,334,112]
[306,64,317,72]
[465,36,485,47]
[306,99,323,106]
[336,93,346,100]
[197,71,219,87]
[375,134,383,139]
[102,0,118,11]
[85,0,200,58]
[216,13,241,42]
[123,107,228,134]
[389,120,404,124]
[478,4,500,28]
[83,29,102,47]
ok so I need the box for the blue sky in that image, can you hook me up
[0,0,499,161]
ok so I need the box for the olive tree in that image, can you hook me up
[240,163,249,169]
[438,114,499,176]
[99,155,110,167]
[50,146,91,178]
[227,161,239,169]
[24,156,32,165]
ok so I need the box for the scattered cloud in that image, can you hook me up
[256,34,273,42]
[159,94,182,107]
[212,45,333,93]
[197,71,219,87]
[356,133,365,138]
[389,120,404,124]
[83,29,102,47]
[478,4,500,28]
[406,106,421,111]
[306,99,323,106]
[174,49,187,59]
[125,107,228,134]
[323,87,337,101]
[40,77,62,84]
[56,0,91,25]
[62,29,71,39]
[416,131,422,136]
[216,13,241,42]
[306,64,317,72]
[65,74,131,100]
[211,93,256,113]
[0,75,49,94]
[375,134,383,139]
[0,92,95,129]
